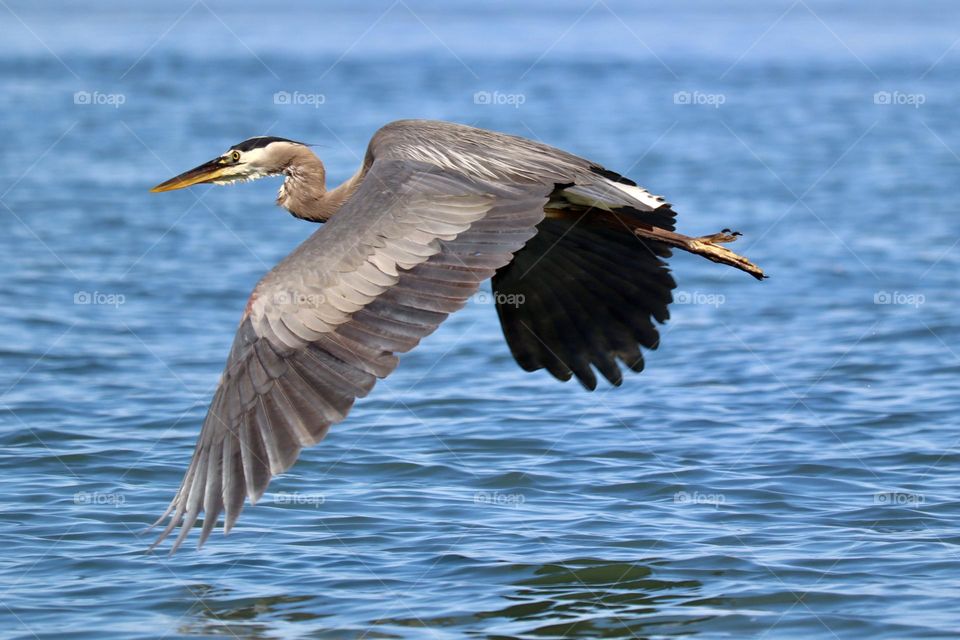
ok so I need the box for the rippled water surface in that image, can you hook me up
[2,1,960,638]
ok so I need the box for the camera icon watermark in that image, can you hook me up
[873,91,925,108]
[674,291,725,308]
[271,290,326,307]
[473,90,526,109]
[74,491,126,507]
[873,491,924,506]
[674,490,725,508]
[73,91,126,108]
[272,491,325,508]
[74,291,125,308]
[471,291,525,308]
[474,491,526,508]
[273,91,326,108]
[873,291,924,308]
[673,91,725,109]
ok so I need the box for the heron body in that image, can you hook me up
[149,119,764,552]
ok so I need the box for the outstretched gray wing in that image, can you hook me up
[152,159,551,551]
[371,120,678,389]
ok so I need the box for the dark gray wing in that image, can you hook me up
[370,121,678,390]
[152,159,550,551]
[492,216,675,390]
[368,120,680,389]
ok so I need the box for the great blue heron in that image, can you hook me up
[148,119,764,552]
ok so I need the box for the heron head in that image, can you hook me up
[150,136,309,192]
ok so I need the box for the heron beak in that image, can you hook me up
[150,158,227,192]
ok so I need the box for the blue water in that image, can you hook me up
[2,1,960,637]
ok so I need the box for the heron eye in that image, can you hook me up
[231,150,241,162]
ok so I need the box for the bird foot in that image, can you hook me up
[687,229,766,280]
[697,228,743,245]
[624,219,766,280]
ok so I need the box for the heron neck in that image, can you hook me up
[276,150,364,222]
[274,151,322,222]
[317,170,363,221]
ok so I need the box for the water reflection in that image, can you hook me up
[377,559,706,638]
[182,586,323,639]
